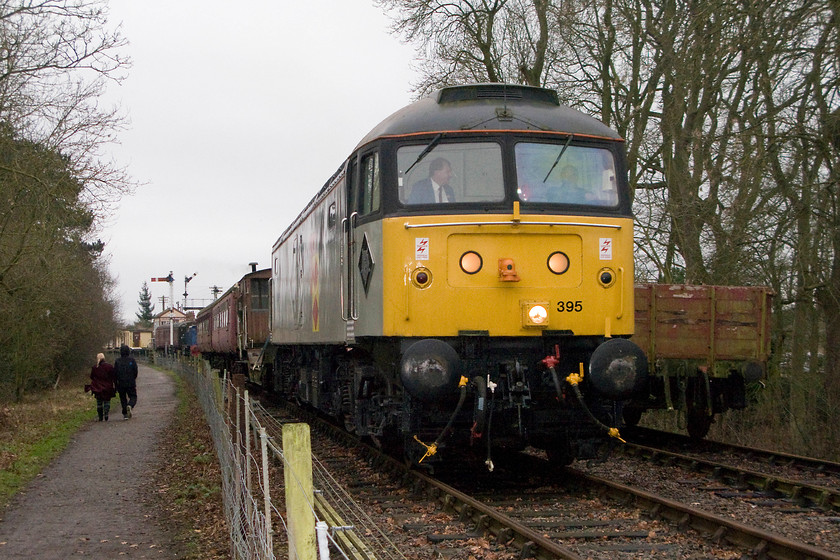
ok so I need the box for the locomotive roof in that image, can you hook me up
[355,83,622,148]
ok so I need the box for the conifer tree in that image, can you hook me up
[135,282,155,327]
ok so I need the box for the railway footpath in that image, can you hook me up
[0,363,181,559]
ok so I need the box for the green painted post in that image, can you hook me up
[283,423,316,560]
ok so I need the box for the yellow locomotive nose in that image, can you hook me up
[498,258,520,281]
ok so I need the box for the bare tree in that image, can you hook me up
[376,0,567,95]
[0,0,132,209]
[381,0,840,455]
[0,1,130,399]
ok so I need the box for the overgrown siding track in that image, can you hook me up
[265,399,840,560]
[617,429,840,509]
[577,429,840,555]
[625,426,840,481]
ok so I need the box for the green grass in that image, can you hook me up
[0,383,93,509]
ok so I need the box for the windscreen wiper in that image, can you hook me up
[404,133,444,176]
[542,134,574,182]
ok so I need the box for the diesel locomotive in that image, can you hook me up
[263,83,649,467]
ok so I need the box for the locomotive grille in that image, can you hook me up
[437,84,559,106]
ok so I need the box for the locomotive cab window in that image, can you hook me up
[398,141,504,205]
[360,152,380,216]
[515,142,619,206]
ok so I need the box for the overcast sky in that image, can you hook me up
[101,0,419,323]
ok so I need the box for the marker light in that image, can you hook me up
[411,267,432,288]
[460,251,483,274]
[598,268,615,287]
[547,251,570,274]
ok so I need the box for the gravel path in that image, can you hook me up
[0,363,180,559]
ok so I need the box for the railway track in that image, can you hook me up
[625,426,840,481]
[574,427,840,554]
[616,436,840,510]
[263,399,840,560]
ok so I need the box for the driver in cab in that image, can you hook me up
[408,158,455,204]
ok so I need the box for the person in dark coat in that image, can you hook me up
[89,353,116,421]
[114,344,139,420]
[407,157,455,204]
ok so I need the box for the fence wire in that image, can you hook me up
[156,354,407,560]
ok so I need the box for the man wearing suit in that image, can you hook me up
[408,157,455,204]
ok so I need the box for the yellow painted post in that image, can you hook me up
[283,423,316,560]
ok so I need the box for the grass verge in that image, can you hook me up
[150,368,229,559]
[0,367,230,559]
[0,380,93,511]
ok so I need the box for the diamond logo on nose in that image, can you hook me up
[358,233,374,295]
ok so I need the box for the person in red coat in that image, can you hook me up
[89,353,116,421]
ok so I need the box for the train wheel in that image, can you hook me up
[370,425,402,458]
[686,377,713,439]
[337,365,356,433]
[546,439,574,467]
[340,398,356,433]
[342,413,356,433]
[622,406,643,427]
[686,407,713,439]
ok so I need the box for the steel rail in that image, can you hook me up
[571,467,840,560]
[275,400,840,560]
[282,402,584,560]
[618,442,840,511]
[626,426,840,477]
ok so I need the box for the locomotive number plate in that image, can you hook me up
[557,300,583,312]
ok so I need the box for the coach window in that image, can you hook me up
[251,278,269,310]
[359,152,380,216]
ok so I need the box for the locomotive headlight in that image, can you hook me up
[547,251,570,275]
[522,301,550,327]
[460,251,483,274]
[529,305,548,324]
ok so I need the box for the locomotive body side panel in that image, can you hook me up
[271,177,348,345]
[346,219,385,337]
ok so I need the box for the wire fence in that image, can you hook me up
[154,354,407,560]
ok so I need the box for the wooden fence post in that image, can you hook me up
[260,427,273,552]
[244,390,253,523]
[283,423,315,560]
